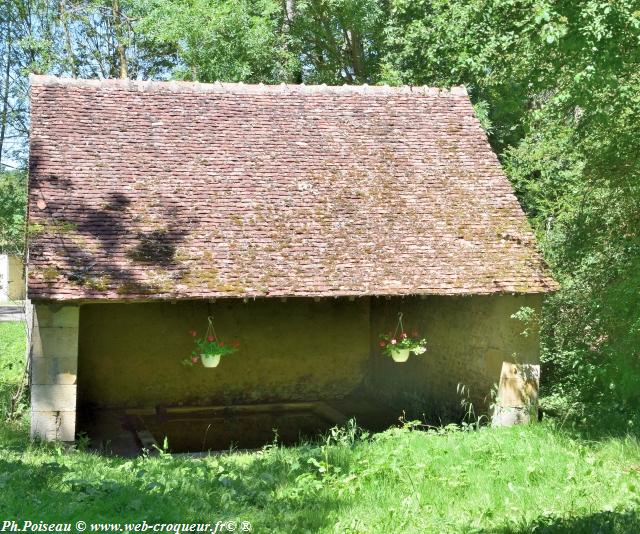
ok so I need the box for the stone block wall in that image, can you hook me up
[367,294,543,420]
[29,304,79,442]
[29,294,544,442]
[77,298,370,408]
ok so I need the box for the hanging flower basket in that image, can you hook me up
[200,354,221,368]
[182,316,240,368]
[379,312,427,363]
[389,347,412,363]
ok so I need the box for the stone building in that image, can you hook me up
[26,75,556,448]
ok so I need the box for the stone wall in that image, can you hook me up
[366,294,543,420]
[77,298,370,408]
[30,294,544,441]
[30,304,79,442]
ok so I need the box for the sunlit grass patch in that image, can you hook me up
[0,322,639,531]
[0,321,27,420]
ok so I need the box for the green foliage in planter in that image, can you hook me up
[182,329,240,366]
[379,331,427,357]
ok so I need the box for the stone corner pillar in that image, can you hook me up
[491,361,540,427]
[29,303,79,442]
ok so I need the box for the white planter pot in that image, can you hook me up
[390,347,411,363]
[201,354,221,368]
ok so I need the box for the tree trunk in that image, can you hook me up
[345,27,366,82]
[284,0,295,24]
[311,5,351,83]
[0,15,13,169]
[282,0,302,82]
[112,0,128,79]
[59,0,78,78]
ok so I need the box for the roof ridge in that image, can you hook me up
[29,74,468,97]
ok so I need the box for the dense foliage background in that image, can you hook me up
[1,0,638,429]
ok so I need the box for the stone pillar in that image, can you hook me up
[29,304,79,442]
[492,362,539,426]
[7,255,26,301]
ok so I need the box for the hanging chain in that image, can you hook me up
[393,312,405,339]
[206,316,218,341]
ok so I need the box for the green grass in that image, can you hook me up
[1,323,639,532]
[0,321,27,418]
[0,321,26,381]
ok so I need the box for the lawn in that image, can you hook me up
[1,322,639,532]
[0,321,26,419]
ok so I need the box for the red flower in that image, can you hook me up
[189,330,197,337]
[232,340,241,348]
[401,332,408,339]
[191,356,199,364]
[219,341,225,346]
[379,340,386,347]
[207,335,214,342]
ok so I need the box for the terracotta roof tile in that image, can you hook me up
[27,75,557,301]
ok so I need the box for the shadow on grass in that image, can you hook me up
[0,440,349,530]
[211,445,351,531]
[490,510,640,534]
[541,412,640,443]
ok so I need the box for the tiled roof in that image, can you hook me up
[27,75,557,301]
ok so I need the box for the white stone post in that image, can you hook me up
[29,304,79,442]
[492,362,540,426]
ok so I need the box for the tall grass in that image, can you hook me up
[1,323,639,531]
[0,321,27,421]
[1,419,639,530]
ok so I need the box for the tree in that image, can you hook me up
[0,170,26,254]
[134,0,291,83]
[288,0,386,84]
